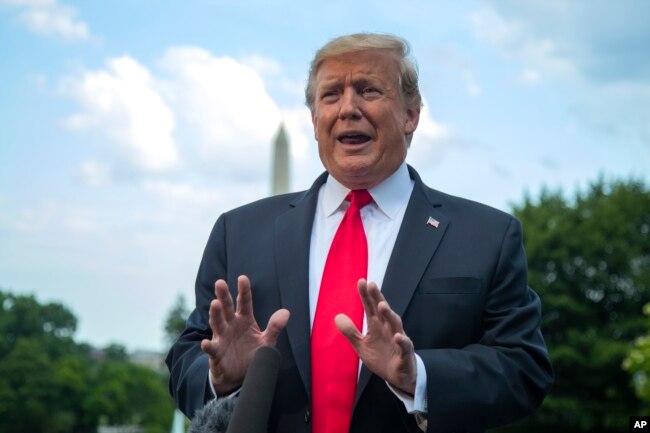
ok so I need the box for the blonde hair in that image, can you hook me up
[305,33,422,113]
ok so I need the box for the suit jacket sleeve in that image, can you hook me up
[418,217,553,432]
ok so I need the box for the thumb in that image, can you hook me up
[264,308,290,344]
[335,314,362,347]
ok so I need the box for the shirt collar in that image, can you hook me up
[322,163,413,219]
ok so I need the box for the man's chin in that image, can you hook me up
[328,161,383,189]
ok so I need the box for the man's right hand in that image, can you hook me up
[200,275,290,395]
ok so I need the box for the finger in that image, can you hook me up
[200,338,218,357]
[215,280,235,322]
[366,281,386,309]
[378,300,405,334]
[393,332,415,356]
[236,275,254,316]
[335,313,363,348]
[357,279,378,318]
[209,299,228,335]
[263,309,291,344]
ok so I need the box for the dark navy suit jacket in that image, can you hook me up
[166,166,553,433]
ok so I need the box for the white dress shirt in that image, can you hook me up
[308,162,427,414]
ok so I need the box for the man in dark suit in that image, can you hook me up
[166,33,553,433]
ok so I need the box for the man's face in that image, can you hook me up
[311,49,420,190]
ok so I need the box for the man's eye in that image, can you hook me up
[320,91,338,100]
[362,87,380,96]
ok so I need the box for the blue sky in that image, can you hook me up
[1,0,648,352]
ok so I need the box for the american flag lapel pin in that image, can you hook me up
[426,216,440,229]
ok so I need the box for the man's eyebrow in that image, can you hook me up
[317,78,343,89]
[353,76,383,87]
[316,75,388,92]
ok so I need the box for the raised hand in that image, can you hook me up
[200,275,290,395]
[335,279,417,395]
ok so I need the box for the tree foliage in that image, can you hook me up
[164,293,190,347]
[623,303,650,407]
[0,291,174,433]
[493,177,650,432]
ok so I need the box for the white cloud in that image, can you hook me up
[241,54,283,77]
[11,200,56,232]
[21,3,87,39]
[469,2,650,146]
[469,6,577,83]
[61,46,459,196]
[61,46,300,204]
[1,0,89,40]
[407,101,457,165]
[280,78,308,102]
[416,105,453,142]
[519,68,541,85]
[159,47,281,180]
[64,56,180,173]
[470,2,650,86]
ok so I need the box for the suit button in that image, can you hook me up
[304,409,310,423]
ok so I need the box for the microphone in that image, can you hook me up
[188,345,282,433]
[189,398,236,433]
[226,345,282,433]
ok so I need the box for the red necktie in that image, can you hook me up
[311,189,373,433]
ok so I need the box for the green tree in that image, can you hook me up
[163,293,192,431]
[86,359,173,433]
[0,290,174,433]
[52,354,97,432]
[0,338,56,432]
[103,343,129,362]
[0,292,83,432]
[623,303,650,406]
[164,293,190,346]
[0,291,77,359]
[493,178,650,432]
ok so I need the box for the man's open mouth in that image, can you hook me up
[337,132,371,144]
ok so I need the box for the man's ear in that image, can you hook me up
[404,106,420,136]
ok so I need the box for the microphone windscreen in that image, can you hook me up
[226,345,282,433]
[189,397,236,433]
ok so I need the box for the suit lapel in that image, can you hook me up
[355,166,449,404]
[274,172,328,398]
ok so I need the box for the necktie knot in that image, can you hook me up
[347,189,372,211]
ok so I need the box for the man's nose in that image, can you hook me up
[338,89,362,120]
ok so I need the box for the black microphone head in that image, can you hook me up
[189,397,236,433]
[226,345,282,433]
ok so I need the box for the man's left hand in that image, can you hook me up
[335,278,417,395]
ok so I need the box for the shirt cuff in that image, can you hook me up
[385,353,427,414]
[208,369,217,398]
[208,370,240,400]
